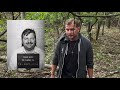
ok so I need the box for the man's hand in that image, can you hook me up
[50,65,57,78]
[50,74,55,78]
[87,68,93,78]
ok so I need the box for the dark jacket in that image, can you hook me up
[52,33,94,78]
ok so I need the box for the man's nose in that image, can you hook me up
[28,39,31,43]
[68,30,73,34]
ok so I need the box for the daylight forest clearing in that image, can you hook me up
[0,12,120,78]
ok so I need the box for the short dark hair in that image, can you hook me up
[21,28,36,46]
[65,18,81,27]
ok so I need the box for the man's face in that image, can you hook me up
[65,23,80,41]
[22,33,36,51]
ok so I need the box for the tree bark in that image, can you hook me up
[96,21,102,40]
[21,12,25,20]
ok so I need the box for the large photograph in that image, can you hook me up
[7,20,45,71]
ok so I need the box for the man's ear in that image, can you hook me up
[21,39,23,46]
[78,27,80,32]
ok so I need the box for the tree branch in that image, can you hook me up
[0,39,7,42]
[70,12,120,18]
[15,12,21,20]
[0,30,7,37]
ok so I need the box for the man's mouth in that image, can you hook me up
[68,35,73,37]
[26,42,33,45]
[26,44,33,47]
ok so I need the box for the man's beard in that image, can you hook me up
[67,35,75,40]
[67,34,78,41]
[24,42,35,51]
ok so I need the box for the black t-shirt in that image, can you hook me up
[62,39,79,78]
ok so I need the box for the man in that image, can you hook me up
[51,18,94,78]
[9,29,44,70]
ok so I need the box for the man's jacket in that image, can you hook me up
[52,33,94,78]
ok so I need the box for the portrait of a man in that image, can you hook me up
[7,20,44,70]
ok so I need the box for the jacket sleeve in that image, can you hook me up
[52,41,60,65]
[86,42,94,69]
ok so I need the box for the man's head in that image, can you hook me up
[65,18,81,41]
[21,29,36,51]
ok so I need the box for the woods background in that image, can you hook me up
[0,12,120,78]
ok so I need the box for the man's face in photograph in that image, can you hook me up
[22,33,36,51]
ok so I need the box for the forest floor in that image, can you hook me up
[91,27,120,78]
[0,27,120,78]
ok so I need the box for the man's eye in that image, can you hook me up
[30,38,34,40]
[66,29,75,31]
[24,38,28,40]
[70,29,75,31]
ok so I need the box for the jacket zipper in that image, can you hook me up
[59,43,68,78]
[76,38,81,78]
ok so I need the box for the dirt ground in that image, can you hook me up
[92,27,120,78]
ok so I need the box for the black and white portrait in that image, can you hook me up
[7,20,45,70]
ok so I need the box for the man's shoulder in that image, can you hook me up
[11,47,25,57]
[81,35,92,47]
[34,47,43,53]
[14,47,25,53]
[81,35,91,43]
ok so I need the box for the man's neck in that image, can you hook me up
[25,49,34,53]
[69,34,79,41]
[24,47,35,53]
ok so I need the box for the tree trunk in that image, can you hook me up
[102,21,105,35]
[21,12,25,19]
[87,22,92,41]
[96,21,102,40]
[107,18,111,28]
